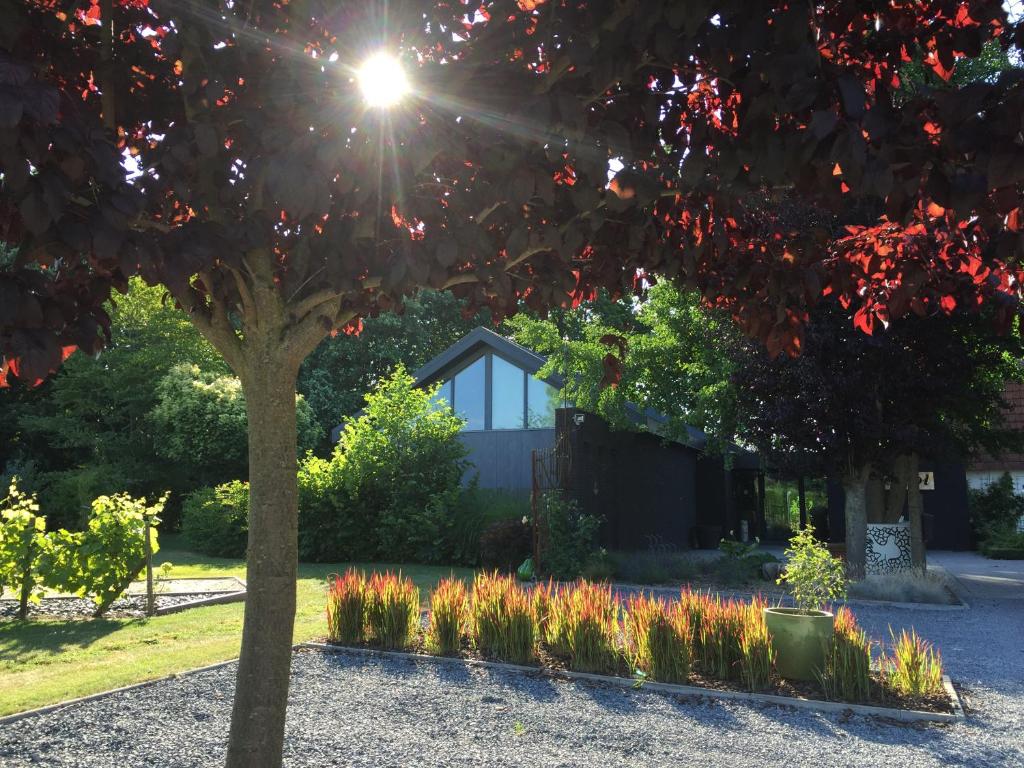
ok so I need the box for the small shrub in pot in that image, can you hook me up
[765,525,846,681]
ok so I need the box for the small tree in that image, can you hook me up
[0,479,48,618]
[780,526,847,614]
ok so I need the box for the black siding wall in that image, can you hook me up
[561,409,698,550]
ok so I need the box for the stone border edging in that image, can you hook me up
[153,589,247,616]
[0,658,239,726]
[133,575,248,599]
[298,642,966,725]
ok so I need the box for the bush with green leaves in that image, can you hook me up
[0,480,48,618]
[181,481,249,558]
[72,492,166,615]
[779,525,847,613]
[478,518,533,573]
[968,473,1024,555]
[448,484,531,566]
[150,363,319,488]
[298,366,469,563]
[538,491,602,580]
[2,486,164,617]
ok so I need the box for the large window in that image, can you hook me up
[432,352,560,431]
[452,356,485,430]
[491,355,525,430]
[527,375,558,428]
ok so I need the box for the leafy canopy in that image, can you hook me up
[2,0,1023,382]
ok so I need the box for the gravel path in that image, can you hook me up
[1,598,1021,767]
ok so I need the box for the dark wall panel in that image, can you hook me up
[560,410,699,550]
[826,461,973,551]
[459,429,556,490]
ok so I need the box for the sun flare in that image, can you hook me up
[357,52,411,108]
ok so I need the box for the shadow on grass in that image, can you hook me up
[0,616,139,662]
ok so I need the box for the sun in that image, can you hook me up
[357,52,411,108]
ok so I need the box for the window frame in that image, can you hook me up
[429,351,560,432]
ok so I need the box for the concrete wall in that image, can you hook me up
[458,428,556,490]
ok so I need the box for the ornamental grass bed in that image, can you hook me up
[322,571,957,716]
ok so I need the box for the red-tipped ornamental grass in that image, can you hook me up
[471,572,535,664]
[366,571,420,650]
[326,569,367,645]
[561,581,621,674]
[883,627,944,698]
[699,596,743,680]
[736,597,774,691]
[428,578,468,655]
[678,588,713,664]
[625,594,692,684]
[820,606,872,702]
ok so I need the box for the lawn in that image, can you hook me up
[0,536,475,717]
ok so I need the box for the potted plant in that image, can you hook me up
[765,525,847,681]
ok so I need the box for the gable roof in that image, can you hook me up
[330,325,720,452]
[412,326,561,388]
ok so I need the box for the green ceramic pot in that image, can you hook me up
[764,607,834,682]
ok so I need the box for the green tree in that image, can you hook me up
[151,364,319,488]
[508,282,743,448]
[1,278,227,526]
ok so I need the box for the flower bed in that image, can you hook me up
[324,571,956,715]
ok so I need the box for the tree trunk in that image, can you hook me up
[797,475,807,530]
[906,453,926,573]
[843,466,871,581]
[17,532,35,620]
[226,360,300,768]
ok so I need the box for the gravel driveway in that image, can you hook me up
[2,597,1022,767]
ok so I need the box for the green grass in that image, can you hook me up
[0,535,474,716]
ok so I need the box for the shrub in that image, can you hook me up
[0,480,48,619]
[181,481,249,558]
[478,518,532,573]
[326,570,368,645]
[470,572,535,664]
[560,581,621,673]
[968,473,1024,550]
[538,492,602,580]
[625,595,692,683]
[612,539,700,585]
[883,628,944,699]
[298,367,469,563]
[736,597,773,691]
[847,572,953,605]
[819,606,872,703]
[449,485,530,566]
[780,525,846,612]
[74,492,166,616]
[428,578,469,655]
[365,571,420,650]
[36,464,134,531]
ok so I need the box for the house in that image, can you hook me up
[332,327,763,550]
